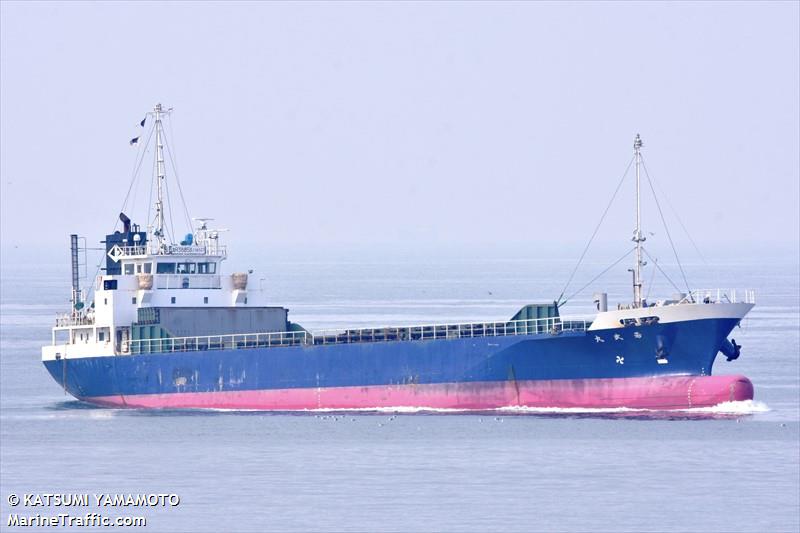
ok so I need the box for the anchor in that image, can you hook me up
[720,338,742,361]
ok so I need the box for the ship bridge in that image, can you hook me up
[48,216,266,360]
[43,104,277,361]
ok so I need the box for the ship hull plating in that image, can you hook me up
[79,375,753,410]
[43,317,753,410]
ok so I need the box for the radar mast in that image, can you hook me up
[149,103,172,253]
[632,134,646,308]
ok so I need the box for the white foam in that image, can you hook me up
[678,399,771,414]
[496,405,644,414]
[499,400,772,415]
[99,400,773,416]
[302,406,469,414]
[304,405,661,415]
[301,400,772,416]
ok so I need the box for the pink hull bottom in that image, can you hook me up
[86,375,754,411]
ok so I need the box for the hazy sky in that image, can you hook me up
[1,1,798,261]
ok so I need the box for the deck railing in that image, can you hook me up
[689,288,756,305]
[124,315,588,355]
[114,243,228,257]
[310,317,587,345]
[126,330,310,354]
[55,314,95,327]
[155,274,222,290]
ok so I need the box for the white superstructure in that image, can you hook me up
[43,104,268,362]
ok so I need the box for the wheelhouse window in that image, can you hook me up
[176,262,196,274]
[123,263,135,275]
[157,263,176,274]
[197,262,216,274]
[143,263,152,274]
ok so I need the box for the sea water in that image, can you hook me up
[1,249,798,532]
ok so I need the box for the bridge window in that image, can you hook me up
[177,262,196,274]
[143,263,152,274]
[124,263,135,275]
[157,263,176,274]
[197,262,216,274]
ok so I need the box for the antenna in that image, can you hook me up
[632,134,646,307]
[192,217,215,230]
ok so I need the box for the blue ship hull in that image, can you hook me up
[43,317,751,410]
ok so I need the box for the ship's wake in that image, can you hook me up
[677,399,770,414]
[297,399,771,419]
[37,399,771,420]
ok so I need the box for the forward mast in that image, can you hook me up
[632,133,646,308]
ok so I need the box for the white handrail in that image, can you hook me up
[690,288,756,305]
[55,314,95,327]
[124,315,589,355]
[113,243,228,258]
[155,274,222,290]
[126,329,311,354]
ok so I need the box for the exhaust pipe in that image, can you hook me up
[119,212,131,234]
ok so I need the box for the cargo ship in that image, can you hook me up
[42,104,755,410]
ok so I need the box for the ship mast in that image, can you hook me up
[152,103,170,254]
[632,134,645,307]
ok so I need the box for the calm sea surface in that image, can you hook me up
[1,251,798,532]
